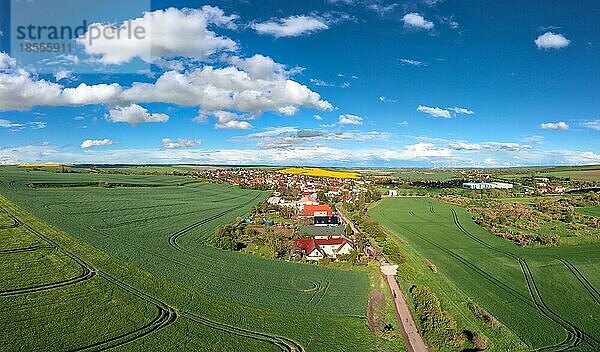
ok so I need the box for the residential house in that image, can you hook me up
[297,196,318,210]
[295,236,355,260]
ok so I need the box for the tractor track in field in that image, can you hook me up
[302,279,331,313]
[397,213,532,305]
[62,191,319,296]
[95,208,207,230]
[415,207,600,351]
[308,270,337,313]
[0,206,23,229]
[450,209,518,259]
[0,223,97,297]
[167,193,263,251]
[72,272,177,352]
[66,202,191,215]
[182,311,305,352]
[1,197,307,351]
[450,208,600,350]
[1,203,178,349]
[519,258,583,351]
[400,207,600,351]
[0,245,55,254]
[82,220,318,295]
[450,209,600,350]
[558,258,600,306]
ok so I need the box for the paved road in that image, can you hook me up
[337,207,429,352]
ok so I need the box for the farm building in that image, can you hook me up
[295,236,355,260]
[490,182,513,189]
[463,182,493,190]
[314,215,339,226]
[463,182,513,190]
[299,225,344,237]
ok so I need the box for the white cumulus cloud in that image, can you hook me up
[77,6,239,64]
[252,15,328,38]
[338,114,363,125]
[535,32,571,49]
[80,139,114,148]
[0,53,332,124]
[209,110,252,130]
[402,13,434,30]
[107,104,169,126]
[540,121,569,130]
[449,142,482,150]
[417,105,451,118]
[448,107,474,115]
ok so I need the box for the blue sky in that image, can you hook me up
[0,0,599,166]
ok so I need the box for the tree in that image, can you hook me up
[345,224,354,236]
[211,225,244,251]
[265,228,291,259]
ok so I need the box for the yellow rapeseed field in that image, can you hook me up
[278,167,359,179]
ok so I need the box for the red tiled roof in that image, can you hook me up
[300,204,332,216]
[295,237,354,256]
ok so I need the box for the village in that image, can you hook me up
[200,167,579,264]
[201,168,372,262]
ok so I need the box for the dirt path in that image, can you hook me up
[381,265,429,352]
[337,207,429,352]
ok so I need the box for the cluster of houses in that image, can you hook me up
[462,179,567,194]
[198,168,370,204]
[534,178,566,194]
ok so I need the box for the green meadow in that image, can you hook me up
[370,197,600,351]
[0,167,371,351]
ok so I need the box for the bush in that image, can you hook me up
[467,299,500,328]
[210,224,245,251]
[410,285,465,348]
[423,258,437,273]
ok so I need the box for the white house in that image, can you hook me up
[295,236,355,260]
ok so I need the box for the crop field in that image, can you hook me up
[0,167,372,351]
[390,171,459,181]
[537,170,600,181]
[278,167,360,179]
[577,206,600,217]
[370,197,600,351]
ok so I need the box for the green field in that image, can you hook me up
[577,206,600,217]
[370,197,600,351]
[0,167,372,351]
[537,170,600,181]
[391,171,459,181]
